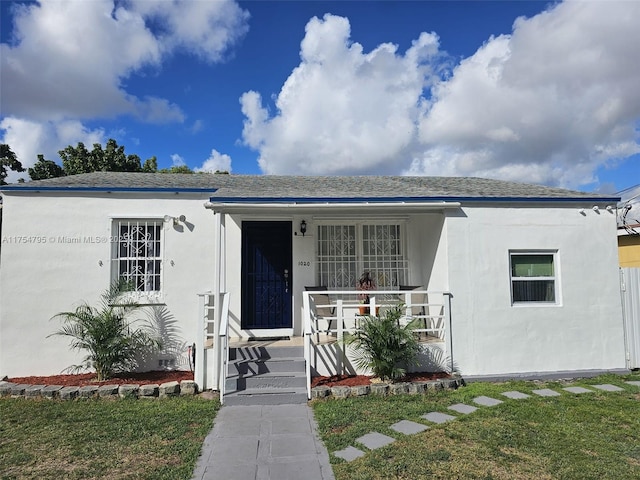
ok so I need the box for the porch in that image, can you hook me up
[195,289,452,404]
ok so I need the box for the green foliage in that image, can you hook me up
[58,139,146,175]
[19,139,200,180]
[142,155,158,172]
[50,279,161,380]
[0,144,25,184]
[159,164,194,173]
[346,305,420,382]
[28,154,66,180]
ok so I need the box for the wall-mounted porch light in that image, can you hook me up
[300,219,307,236]
[164,214,186,226]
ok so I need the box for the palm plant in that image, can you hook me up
[346,305,420,382]
[50,279,161,381]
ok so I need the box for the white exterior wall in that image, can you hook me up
[222,212,448,339]
[446,204,626,377]
[1,193,625,379]
[0,192,216,377]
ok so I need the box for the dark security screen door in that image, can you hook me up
[241,221,292,329]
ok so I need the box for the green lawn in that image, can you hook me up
[312,374,640,480]
[0,397,220,479]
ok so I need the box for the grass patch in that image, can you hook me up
[0,397,220,479]
[312,373,640,479]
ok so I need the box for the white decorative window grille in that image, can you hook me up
[113,220,162,292]
[317,223,407,289]
[510,251,558,304]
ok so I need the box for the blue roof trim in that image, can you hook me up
[1,186,218,193]
[209,195,621,204]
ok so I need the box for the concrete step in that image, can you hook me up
[229,358,305,375]
[225,372,307,391]
[224,343,308,405]
[229,345,304,361]
[223,387,308,406]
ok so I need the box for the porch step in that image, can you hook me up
[229,358,306,375]
[229,345,304,361]
[224,344,307,406]
[225,371,307,391]
[222,388,308,406]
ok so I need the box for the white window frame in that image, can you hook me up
[111,219,164,294]
[509,250,560,306]
[316,221,408,290]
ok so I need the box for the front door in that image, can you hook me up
[241,221,292,330]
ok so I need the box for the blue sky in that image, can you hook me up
[1,0,639,194]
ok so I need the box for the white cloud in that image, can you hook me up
[0,116,105,182]
[0,0,248,175]
[241,14,440,175]
[241,3,640,188]
[1,0,248,121]
[196,149,232,173]
[170,154,186,167]
[411,1,640,187]
[129,0,250,63]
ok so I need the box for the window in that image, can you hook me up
[510,252,557,304]
[317,223,407,289]
[112,220,162,292]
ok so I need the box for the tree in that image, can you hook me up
[142,156,158,173]
[159,165,194,174]
[49,280,161,381]
[27,139,195,181]
[28,154,66,180]
[58,141,92,175]
[0,144,25,185]
[57,139,154,175]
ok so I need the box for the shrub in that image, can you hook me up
[346,305,420,382]
[50,280,161,380]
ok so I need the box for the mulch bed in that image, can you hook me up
[311,371,450,388]
[4,370,194,387]
[6,371,449,389]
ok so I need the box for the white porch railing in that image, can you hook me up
[218,291,231,404]
[195,291,230,397]
[302,289,453,399]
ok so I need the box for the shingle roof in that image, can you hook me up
[0,171,619,202]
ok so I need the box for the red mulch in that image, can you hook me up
[5,370,194,387]
[311,371,450,388]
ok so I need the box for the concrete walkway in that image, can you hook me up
[191,403,335,480]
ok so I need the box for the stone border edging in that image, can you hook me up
[0,380,198,400]
[311,376,465,399]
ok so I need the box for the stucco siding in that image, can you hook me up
[0,193,216,377]
[446,204,625,376]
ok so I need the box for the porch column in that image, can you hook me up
[211,211,225,391]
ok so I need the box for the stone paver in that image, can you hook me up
[422,412,457,424]
[625,381,640,388]
[563,386,593,394]
[448,403,478,414]
[501,390,530,400]
[532,388,561,397]
[333,446,366,462]
[390,420,429,435]
[473,396,503,407]
[592,384,624,392]
[356,432,396,450]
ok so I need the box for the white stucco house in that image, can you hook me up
[0,173,627,398]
